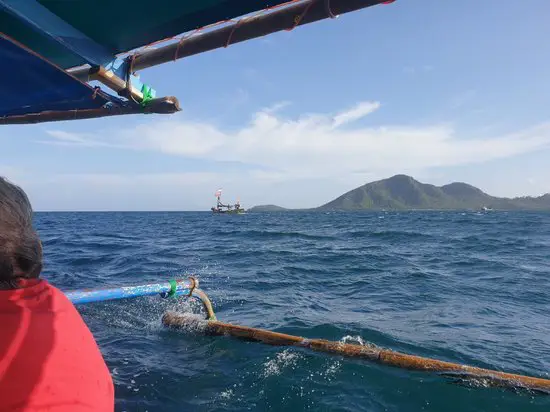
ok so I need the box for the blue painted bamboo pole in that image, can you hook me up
[65,279,194,305]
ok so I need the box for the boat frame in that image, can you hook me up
[1,0,394,125]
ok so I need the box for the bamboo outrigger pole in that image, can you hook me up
[162,310,550,393]
[68,0,390,80]
[65,277,200,305]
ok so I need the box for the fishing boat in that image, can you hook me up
[211,189,245,214]
[5,0,549,399]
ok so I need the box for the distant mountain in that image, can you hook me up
[319,175,550,211]
[248,204,290,212]
[249,175,550,211]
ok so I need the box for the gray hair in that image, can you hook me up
[0,177,42,289]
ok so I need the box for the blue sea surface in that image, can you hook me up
[35,211,550,411]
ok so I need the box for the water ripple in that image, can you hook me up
[35,211,550,412]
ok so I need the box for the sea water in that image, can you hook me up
[36,211,550,411]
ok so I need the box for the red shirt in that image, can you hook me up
[0,279,114,411]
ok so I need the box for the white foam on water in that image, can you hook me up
[262,349,302,378]
[340,335,367,346]
[322,360,341,380]
[219,389,233,400]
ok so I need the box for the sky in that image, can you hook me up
[2,0,550,211]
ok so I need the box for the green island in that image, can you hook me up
[249,174,550,212]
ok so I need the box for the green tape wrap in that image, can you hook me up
[140,84,154,107]
[167,279,177,298]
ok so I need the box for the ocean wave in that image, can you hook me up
[34,211,550,412]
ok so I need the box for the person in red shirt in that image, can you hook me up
[0,176,114,411]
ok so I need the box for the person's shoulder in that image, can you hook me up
[40,280,66,296]
[36,280,81,313]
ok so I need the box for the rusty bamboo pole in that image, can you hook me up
[162,311,550,393]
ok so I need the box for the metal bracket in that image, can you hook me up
[103,58,157,103]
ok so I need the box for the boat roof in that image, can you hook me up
[0,33,120,117]
[1,1,293,70]
[0,0,394,124]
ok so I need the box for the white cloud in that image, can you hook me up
[28,172,225,211]
[263,101,292,114]
[34,100,550,209]
[43,130,118,148]
[42,102,550,184]
[49,172,219,187]
[332,101,381,128]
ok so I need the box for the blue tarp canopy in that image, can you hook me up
[0,33,118,118]
[0,0,294,70]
